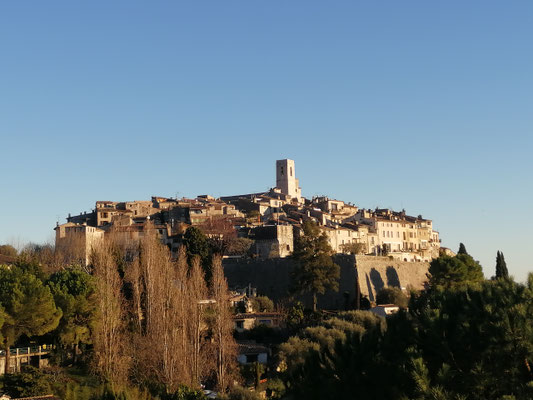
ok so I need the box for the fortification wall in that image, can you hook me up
[355,255,430,302]
[222,254,430,310]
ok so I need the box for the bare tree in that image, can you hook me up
[91,238,130,386]
[210,256,238,392]
[188,254,209,385]
[137,230,195,390]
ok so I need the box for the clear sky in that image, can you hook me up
[1,1,531,281]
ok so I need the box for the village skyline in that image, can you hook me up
[1,2,531,283]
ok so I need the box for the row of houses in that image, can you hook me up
[55,159,441,264]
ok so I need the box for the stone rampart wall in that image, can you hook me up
[354,255,429,303]
[223,254,430,310]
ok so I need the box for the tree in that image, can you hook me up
[495,250,509,279]
[47,266,97,363]
[428,253,484,289]
[250,295,274,312]
[0,265,62,374]
[457,243,468,255]
[200,217,238,256]
[183,227,212,282]
[291,220,340,312]
[210,256,237,392]
[90,240,129,386]
[410,278,533,399]
[376,287,408,308]
[0,244,17,257]
[340,242,366,255]
[0,366,52,397]
[137,231,193,389]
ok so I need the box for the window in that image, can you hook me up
[280,166,284,176]
[259,319,272,325]
[290,167,293,176]
[236,321,244,329]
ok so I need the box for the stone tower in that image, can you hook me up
[276,159,302,201]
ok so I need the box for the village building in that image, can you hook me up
[54,159,441,264]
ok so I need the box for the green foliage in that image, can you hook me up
[291,220,340,311]
[279,310,382,376]
[376,287,409,308]
[240,362,265,388]
[0,366,52,397]
[457,243,468,255]
[428,253,484,289]
[14,258,47,281]
[183,227,212,281]
[409,279,533,399]
[47,267,97,352]
[286,301,304,331]
[284,277,533,400]
[249,295,274,312]
[278,336,321,370]
[0,265,62,350]
[495,250,509,279]
[339,242,366,255]
[219,385,262,400]
[335,310,385,331]
[265,378,285,399]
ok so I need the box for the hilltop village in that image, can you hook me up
[55,159,442,265]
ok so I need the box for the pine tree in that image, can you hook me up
[495,251,509,279]
[0,265,62,374]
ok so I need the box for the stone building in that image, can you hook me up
[276,159,302,202]
[55,158,441,264]
[54,222,105,265]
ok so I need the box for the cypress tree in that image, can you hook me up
[458,243,468,255]
[495,251,509,279]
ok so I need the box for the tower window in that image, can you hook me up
[290,167,293,176]
[280,166,284,176]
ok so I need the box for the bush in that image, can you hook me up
[250,296,274,312]
[376,287,408,308]
[0,366,52,397]
[220,385,262,400]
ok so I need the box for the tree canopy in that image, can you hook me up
[376,287,408,308]
[0,265,62,373]
[47,266,97,357]
[291,220,340,311]
[428,252,484,289]
[183,226,212,281]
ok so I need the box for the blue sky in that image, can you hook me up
[1,1,531,280]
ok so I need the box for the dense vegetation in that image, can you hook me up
[0,239,531,400]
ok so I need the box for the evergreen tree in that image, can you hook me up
[183,227,212,282]
[495,251,509,279]
[457,243,468,255]
[0,266,62,374]
[428,253,484,289]
[47,266,97,363]
[291,220,340,312]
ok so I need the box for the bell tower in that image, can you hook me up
[276,159,302,201]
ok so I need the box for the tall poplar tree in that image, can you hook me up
[211,256,237,392]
